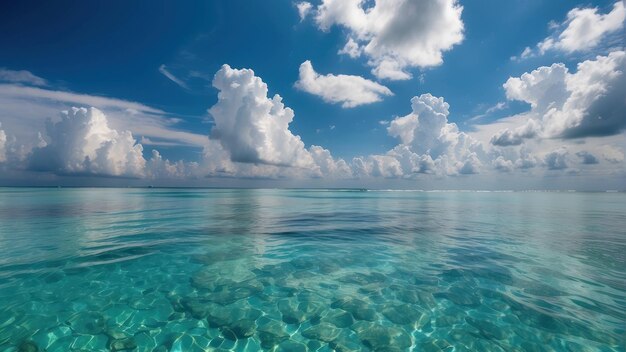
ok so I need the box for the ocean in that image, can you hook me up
[0,188,624,351]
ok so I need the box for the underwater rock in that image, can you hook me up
[168,312,185,321]
[106,328,130,340]
[466,317,509,340]
[418,337,452,352]
[328,337,362,352]
[292,270,317,279]
[205,303,262,329]
[381,303,424,325]
[318,262,341,274]
[418,292,437,309]
[17,340,38,352]
[259,262,295,279]
[180,297,211,319]
[331,297,377,321]
[448,328,472,342]
[167,294,185,313]
[393,287,419,304]
[358,284,383,296]
[190,249,243,265]
[301,323,340,342]
[67,311,106,334]
[42,270,65,284]
[353,322,412,351]
[415,312,431,330]
[290,257,318,270]
[257,320,290,349]
[109,337,137,351]
[351,306,377,321]
[189,271,220,291]
[278,299,306,324]
[434,315,458,327]
[221,319,256,340]
[339,272,387,286]
[322,309,354,328]
[297,301,324,321]
[435,286,481,307]
[276,340,308,352]
[307,340,323,351]
[208,281,263,305]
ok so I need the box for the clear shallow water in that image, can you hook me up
[0,188,624,352]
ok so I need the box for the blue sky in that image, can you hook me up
[0,0,624,189]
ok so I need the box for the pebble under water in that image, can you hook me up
[0,188,624,351]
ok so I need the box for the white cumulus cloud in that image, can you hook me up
[309,145,353,178]
[490,120,540,146]
[0,83,208,151]
[544,148,569,170]
[338,38,362,58]
[295,60,392,108]
[353,93,485,177]
[209,64,315,168]
[517,2,625,59]
[29,107,146,177]
[495,50,626,143]
[147,149,199,179]
[538,2,625,54]
[313,0,464,80]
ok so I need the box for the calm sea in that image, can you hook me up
[0,188,624,351]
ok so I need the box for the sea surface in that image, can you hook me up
[0,188,624,352]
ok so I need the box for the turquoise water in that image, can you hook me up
[0,189,624,352]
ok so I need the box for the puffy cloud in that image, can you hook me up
[29,107,146,177]
[0,68,47,86]
[296,2,313,21]
[0,123,6,162]
[381,94,484,176]
[309,145,353,178]
[338,38,362,58]
[538,2,625,54]
[515,2,625,60]
[498,51,626,141]
[515,151,539,170]
[576,151,599,165]
[600,145,624,164]
[544,148,569,170]
[147,150,199,179]
[493,156,514,172]
[203,65,359,180]
[504,64,569,112]
[0,84,208,150]
[351,154,403,178]
[558,51,626,138]
[490,120,540,146]
[294,60,392,108]
[313,0,464,80]
[209,64,315,168]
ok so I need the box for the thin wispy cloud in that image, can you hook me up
[0,68,47,86]
[158,64,190,90]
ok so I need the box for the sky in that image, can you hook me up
[0,0,624,190]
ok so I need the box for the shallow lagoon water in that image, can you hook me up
[0,188,624,351]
